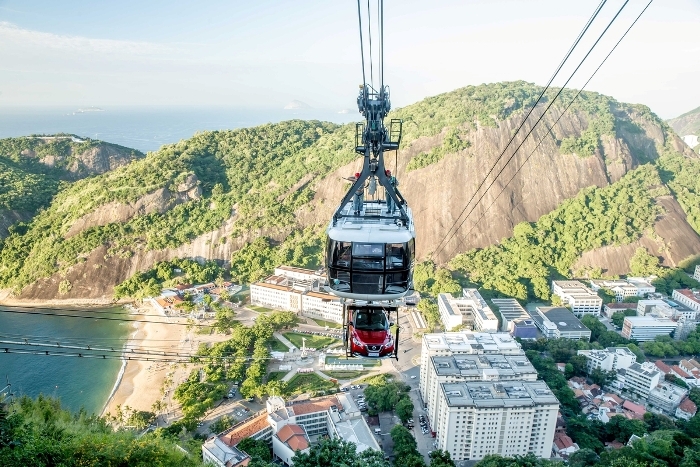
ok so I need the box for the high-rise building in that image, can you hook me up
[577,347,637,373]
[434,381,559,461]
[621,316,678,341]
[419,332,558,461]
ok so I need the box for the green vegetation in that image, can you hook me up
[363,374,412,417]
[174,311,297,418]
[292,437,390,467]
[611,309,636,327]
[266,371,288,382]
[391,425,426,467]
[248,305,275,313]
[657,155,700,235]
[322,370,367,379]
[238,437,272,463]
[324,356,381,367]
[310,318,342,329]
[406,127,470,171]
[0,395,203,466]
[268,338,291,352]
[114,258,226,298]
[450,165,667,300]
[0,136,142,214]
[640,331,700,357]
[282,332,339,349]
[284,373,337,396]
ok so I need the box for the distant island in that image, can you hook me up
[283,100,312,110]
[73,107,105,114]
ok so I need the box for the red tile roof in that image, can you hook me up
[554,433,575,450]
[604,393,623,404]
[277,424,309,451]
[655,360,672,374]
[623,400,646,416]
[680,397,698,415]
[672,365,690,378]
[289,396,339,416]
[221,414,270,447]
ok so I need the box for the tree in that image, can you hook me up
[630,247,661,276]
[429,450,455,467]
[211,415,234,434]
[590,368,616,387]
[390,425,418,458]
[568,355,588,377]
[239,437,272,462]
[292,437,388,467]
[396,398,414,423]
[605,415,646,442]
[568,448,599,467]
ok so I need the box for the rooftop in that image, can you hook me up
[440,380,559,408]
[221,414,270,447]
[422,332,523,354]
[431,354,537,378]
[203,437,251,467]
[276,424,309,451]
[680,397,698,414]
[532,307,591,332]
[332,415,382,453]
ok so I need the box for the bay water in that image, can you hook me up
[0,307,131,415]
[0,106,358,153]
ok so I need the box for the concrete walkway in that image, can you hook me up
[273,332,297,350]
[281,369,298,382]
[314,369,332,380]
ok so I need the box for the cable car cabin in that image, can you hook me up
[326,200,415,301]
[347,304,397,358]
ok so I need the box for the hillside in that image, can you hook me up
[668,105,700,136]
[1,82,699,301]
[0,135,144,237]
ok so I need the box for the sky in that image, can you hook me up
[0,0,698,118]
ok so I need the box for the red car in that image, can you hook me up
[350,308,395,358]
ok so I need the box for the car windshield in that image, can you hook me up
[354,310,388,331]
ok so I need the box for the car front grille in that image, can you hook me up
[367,344,383,352]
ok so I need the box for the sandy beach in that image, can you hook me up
[102,307,191,418]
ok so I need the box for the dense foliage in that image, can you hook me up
[406,127,471,171]
[174,311,297,418]
[450,165,666,300]
[362,374,413,418]
[292,437,390,467]
[0,395,202,466]
[114,258,226,298]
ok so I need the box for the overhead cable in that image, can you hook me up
[449,0,654,255]
[431,0,609,259]
[435,0,631,260]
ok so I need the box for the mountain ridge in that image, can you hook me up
[1,81,699,301]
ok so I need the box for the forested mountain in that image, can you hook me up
[0,135,143,237]
[668,105,700,137]
[0,81,699,301]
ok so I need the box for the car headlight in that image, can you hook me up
[352,336,363,346]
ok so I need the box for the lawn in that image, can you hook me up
[269,337,291,352]
[285,373,338,396]
[195,325,214,335]
[282,332,339,349]
[323,370,367,379]
[248,305,275,313]
[310,318,342,329]
[267,371,288,383]
[325,356,382,367]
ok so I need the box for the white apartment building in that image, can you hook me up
[250,268,344,323]
[551,281,602,316]
[694,266,700,282]
[627,277,656,296]
[438,294,466,331]
[621,316,678,342]
[621,362,662,399]
[300,292,343,324]
[589,279,639,302]
[490,298,530,333]
[251,282,302,311]
[434,381,558,461]
[577,347,636,374]
[437,290,498,332]
[423,354,538,429]
[419,332,524,409]
[648,382,688,416]
[672,289,700,314]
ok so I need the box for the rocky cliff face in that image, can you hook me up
[299,104,697,267]
[5,86,700,300]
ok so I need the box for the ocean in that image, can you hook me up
[0,306,131,415]
[0,106,358,153]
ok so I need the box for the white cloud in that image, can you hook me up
[0,21,170,56]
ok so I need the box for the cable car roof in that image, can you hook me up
[327,201,415,243]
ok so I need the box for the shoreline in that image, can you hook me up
[101,320,140,416]
[101,303,191,420]
[0,289,131,309]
